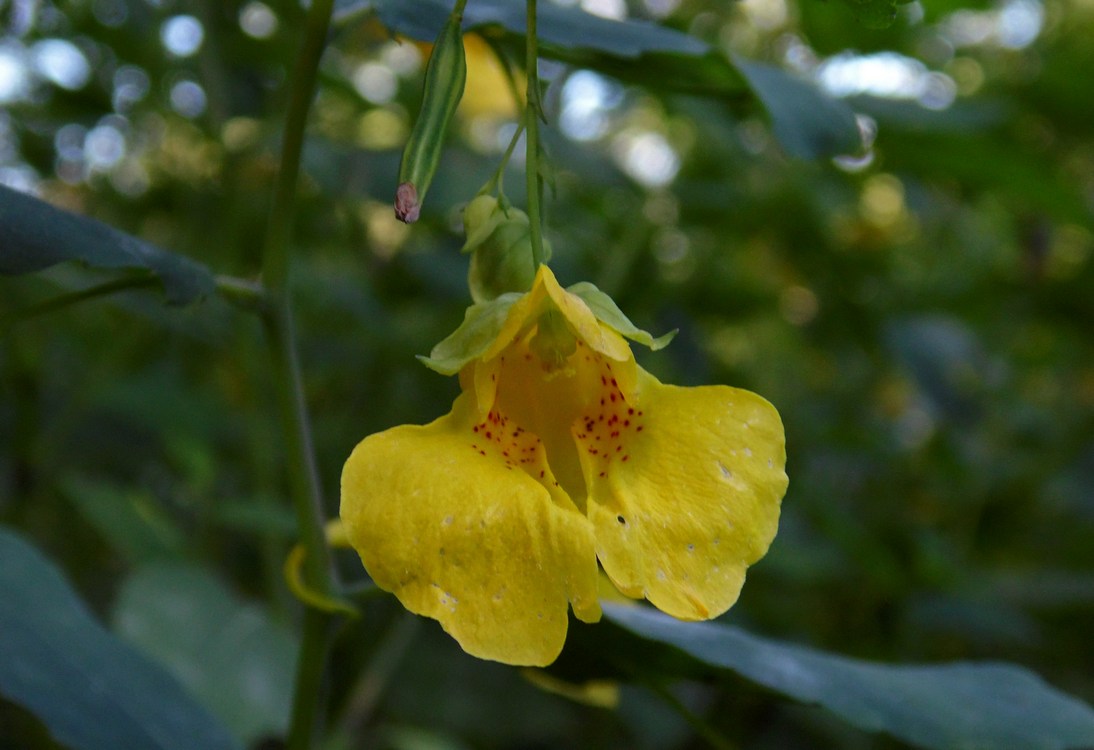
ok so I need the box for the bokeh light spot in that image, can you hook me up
[32,39,91,90]
[240,2,279,40]
[161,15,205,58]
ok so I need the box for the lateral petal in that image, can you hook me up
[584,369,787,621]
[340,393,602,666]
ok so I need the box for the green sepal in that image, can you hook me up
[418,293,522,375]
[567,282,676,351]
[461,195,550,304]
[460,195,507,254]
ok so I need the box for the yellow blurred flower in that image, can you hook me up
[341,265,787,666]
[459,33,522,120]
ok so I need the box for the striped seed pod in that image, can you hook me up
[394,8,467,223]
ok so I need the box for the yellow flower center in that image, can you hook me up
[462,318,643,512]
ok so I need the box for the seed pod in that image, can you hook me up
[394,9,467,223]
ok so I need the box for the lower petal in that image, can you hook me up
[585,369,787,621]
[340,393,601,667]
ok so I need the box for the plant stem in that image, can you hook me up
[1,275,159,326]
[524,0,546,268]
[647,681,737,750]
[287,607,335,750]
[262,0,334,292]
[257,0,337,748]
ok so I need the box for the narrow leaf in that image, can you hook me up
[0,527,240,750]
[733,57,864,159]
[0,184,215,305]
[338,0,707,58]
[605,603,1094,750]
[337,0,861,159]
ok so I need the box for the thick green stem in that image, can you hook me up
[262,0,334,291]
[286,607,336,750]
[263,304,335,596]
[257,1,337,749]
[524,0,546,268]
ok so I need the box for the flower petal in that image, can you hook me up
[340,393,602,666]
[584,368,787,621]
[483,265,630,363]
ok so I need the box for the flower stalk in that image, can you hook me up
[524,0,547,268]
[257,0,338,748]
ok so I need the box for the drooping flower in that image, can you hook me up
[341,265,787,666]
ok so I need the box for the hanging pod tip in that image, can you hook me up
[395,182,421,224]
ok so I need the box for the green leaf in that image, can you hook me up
[0,184,215,306]
[419,293,521,375]
[338,0,861,159]
[604,603,1094,750]
[567,282,676,350]
[60,477,185,564]
[338,0,706,58]
[832,0,903,29]
[733,57,864,159]
[112,564,299,746]
[0,527,240,750]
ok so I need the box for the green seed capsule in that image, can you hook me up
[394,9,467,223]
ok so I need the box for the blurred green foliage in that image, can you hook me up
[1,0,1092,748]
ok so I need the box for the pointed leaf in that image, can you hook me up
[336,1,860,159]
[0,184,215,306]
[419,293,522,374]
[605,603,1094,750]
[0,527,240,750]
[733,57,864,159]
[567,282,675,350]
[338,0,707,58]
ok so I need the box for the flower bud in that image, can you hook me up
[463,196,549,304]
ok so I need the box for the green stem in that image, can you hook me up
[647,682,737,750]
[262,0,334,291]
[338,614,422,734]
[484,121,526,196]
[287,608,335,750]
[264,299,338,750]
[215,274,268,312]
[524,0,546,268]
[257,1,337,748]
[1,275,159,327]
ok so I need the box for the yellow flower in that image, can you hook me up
[341,265,787,666]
